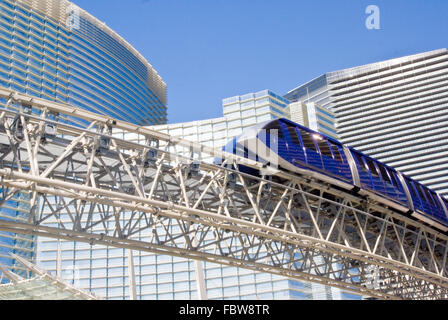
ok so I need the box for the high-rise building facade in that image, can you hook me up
[35,89,359,300]
[153,90,290,158]
[0,0,166,282]
[284,101,337,139]
[284,48,448,198]
[0,192,34,283]
[0,0,166,125]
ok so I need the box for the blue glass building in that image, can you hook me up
[0,0,167,125]
[0,0,167,281]
[0,192,34,283]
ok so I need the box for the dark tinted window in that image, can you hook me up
[377,163,391,184]
[317,139,332,158]
[389,171,401,188]
[407,179,419,200]
[329,143,344,163]
[263,120,284,140]
[423,187,439,209]
[365,158,379,177]
[299,129,317,152]
[414,182,427,203]
[286,126,301,146]
[354,152,368,172]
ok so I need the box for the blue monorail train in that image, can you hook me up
[218,118,448,232]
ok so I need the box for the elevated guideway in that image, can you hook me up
[0,88,447,299]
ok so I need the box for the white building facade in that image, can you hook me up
[285,101,338,140]
[284,48,448,198]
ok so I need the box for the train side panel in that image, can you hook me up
[402,175,448,227]
[277,120,353,185]
[348,148,409,207]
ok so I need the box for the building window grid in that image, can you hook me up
[356,130,448,154]
[341,112,448,142]
[337,75,448,119]
[330,54,448,93]
[335,67,448,114]
[329,59,448,100]
[0,0,166,126]
[339,92,448,129]
[347,119,448,150]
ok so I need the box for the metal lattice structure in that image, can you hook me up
[0,88,447,300]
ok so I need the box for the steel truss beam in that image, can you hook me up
[0,89,447,300]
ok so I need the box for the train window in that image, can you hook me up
[414,183,428,203]
[432,192,443,210]
[423,187,439,209]
[316,139,333,158]
[263,121,284,140]
[406,179,419,200]
[365,158,380,177]
[389,171,401,188]
[330,143,344,163]
[354,153,368,172]
[299,130,317,152]
[285,126,301,146]
[377,163,391,184]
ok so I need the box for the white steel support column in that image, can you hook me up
[56,239,62,278]
[127,249,137,300]
[194,259,207,300]
[193,235,207,300]
[192,231,208,300]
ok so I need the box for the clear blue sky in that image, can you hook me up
[72,0,448,124]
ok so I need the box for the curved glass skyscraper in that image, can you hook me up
[0,0,167,282]
[0,0,167,125]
